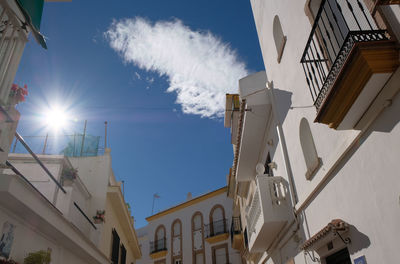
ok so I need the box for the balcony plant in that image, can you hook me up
[61,167,78,186]
[0,258,19,264]
[93,210,105,224]
[23,250,50,264]
[8,84,28,106]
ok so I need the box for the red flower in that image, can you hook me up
[9,83,28,104]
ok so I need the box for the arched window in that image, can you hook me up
[209,204,227,236]
[300,118,320,179]
[154,225,166,252]
[273,15,287,63]
[171,219,182,263]
[192,212,205,264]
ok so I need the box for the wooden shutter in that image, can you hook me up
[111,229,120,264]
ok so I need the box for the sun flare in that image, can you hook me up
[44,106,69,131]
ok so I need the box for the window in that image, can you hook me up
[264,152,274,176]
[171,219,182,263]
[111,229,120,264]
[120,244,126,264]
[194,252,204,264]
[300,118,320,179]
[212,244,229,264]
[209,205,226,236]
[154,225,166,252]
[192,212,205,264]
[273,15,287,63]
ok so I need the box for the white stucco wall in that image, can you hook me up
[0,204,90,264]
[248,0,400,263]
[137,190,242,264]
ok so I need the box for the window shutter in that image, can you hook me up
[111,229,120,264]
[120,244,127,264]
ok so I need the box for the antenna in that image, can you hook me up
[104,121,108,148]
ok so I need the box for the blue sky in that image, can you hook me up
[14,0,264,227]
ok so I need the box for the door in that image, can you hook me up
[325,247,351,264]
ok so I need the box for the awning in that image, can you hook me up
[301,219,349,250]
[15,0,47,49]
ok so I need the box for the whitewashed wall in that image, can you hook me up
[137,191,242,264]
[249,0,400,263]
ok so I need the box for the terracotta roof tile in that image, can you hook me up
[301,219,348,250]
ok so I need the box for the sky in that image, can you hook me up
[14,0,264,228]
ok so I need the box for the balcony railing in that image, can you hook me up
[245,176,291,253]
[231,217,242,235]
[246,188,262,237]
[205,219,228,238]
[300,0,389,110]
[150,238,167,254]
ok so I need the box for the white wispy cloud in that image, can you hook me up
[105,17,248,118]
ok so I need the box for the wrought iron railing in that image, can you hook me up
[150,238,167,254]
[230,216,242,243]
[205,219,228,238]
[300,0,389,109]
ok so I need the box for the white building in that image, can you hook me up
[0,1,141,263]
[136,187,243,264]
[0,149,141,264]
[225,1,400,263]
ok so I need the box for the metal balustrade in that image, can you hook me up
[204,219,228,238]
[150,238,167,254]
[300,0,388,109]
[230,216,242,244]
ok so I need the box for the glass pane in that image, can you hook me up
[193,214,202,230]
[173,221,181,235]
[195,253,204,264]
[215,248,227,264]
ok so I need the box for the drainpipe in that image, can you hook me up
[267,81,298,205]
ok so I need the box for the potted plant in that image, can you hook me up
[8,84,28,106]
[93,210,105,224]
[0,258,19,264]
[23,250,50,264]
[61,167,78,186]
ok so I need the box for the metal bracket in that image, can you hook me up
[332,229,351,245]
[304,251,320,263]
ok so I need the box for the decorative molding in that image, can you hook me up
[150,250,167,260]
[171,219,183,264]
[191,211,205,264]
[146,187,227,221]
[205,233,229,244]
[211,243,229,264]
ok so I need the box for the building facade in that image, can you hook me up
[0,1,142,263]
[0,149,141,263]
[225,1,400,263]
[137,187,243,264]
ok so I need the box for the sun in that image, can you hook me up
[44,105,69,131]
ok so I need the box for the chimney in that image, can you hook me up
[187,192,192,201]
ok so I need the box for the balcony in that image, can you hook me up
[301,0,399,129]
[245,176,291,253]
[205,219,229,244]
[149,238,167,259]
[230,216,244,250]
[236,71,271,182]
